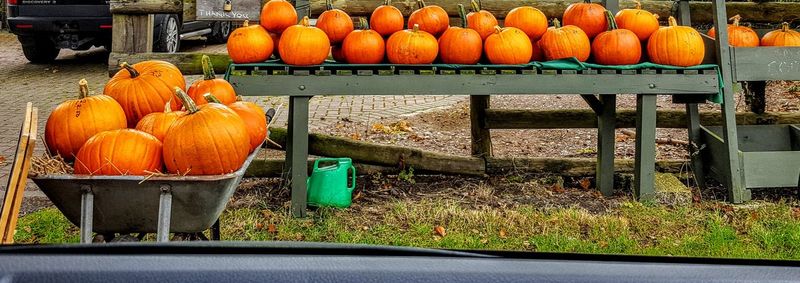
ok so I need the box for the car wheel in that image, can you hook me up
[208,21,232,44]
[18,36,60,64]
[153,14,181,53]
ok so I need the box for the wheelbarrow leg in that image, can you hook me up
[157,185,172,242]
[211,219,221,241]
[79,185,93,244]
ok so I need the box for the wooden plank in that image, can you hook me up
[486,158,687,176]
[742,152,800,188]
[110,0,182,14]
[183,0,196,21]
[685,104,707,189]
[0,103,36,244]
[596,95,616,196]
[288,97,310,218]
[732,47,800,81]
[108,52,230,76]
[484,109,800,129]
[634,95,657,202]
[111,14,154,54]
[470,95,492,158]
[196,0,258,20]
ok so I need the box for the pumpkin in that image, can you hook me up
[438,4,482,65]
[761,22,800,46]
[73,129,163,175]
[563,0,607,39]
[269,32,281,58]
[539,19,591,61]
[331,45,347,62]
[135,101,184,142]
[407,0,449,37]
[370,0,404,37]
[484,26,533,65]
[504,6,548,40]
[104,60,185,127]
[187,55,237,105]
[227,20,273,64]
[163,88,250,175]
[591,10,641,65]
[259,0,297,34]
[466,0,498,40]
[647,16,705,67]
[317,0,354,44]
[44,79,127,160]
[342,18,385,64]
[614,0,659,41]
[279,16,331,66]
[708,15,759,47]
[386,24,439,64]
[205,94,267,152]
[530,40,544,61]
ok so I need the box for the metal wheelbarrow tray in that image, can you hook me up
[31,148,260,242]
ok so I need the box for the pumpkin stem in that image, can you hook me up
[653,13,659,20]
[174,87,198,114]
[583,0,591,3]
[416,0,425,9]
[325,0,333,11]
[730,14,741,26]
[201,55,216,80]
[359,17,369,29]
[164,100,172,113]
[457,4,468,28]
[604,10,617,31]
[243,20,249,27]
[781,22,790,32]
[412,23,420,32]
[633,0,641,9]
[493,25,502,34]
[383,0,390,5]
[667,16,677,27]
[552,18,561,28]
[301,16,310,27]
[119,62,139,78]
[203,93,223,104]
[78,79,89,99]
[470,0,480,12]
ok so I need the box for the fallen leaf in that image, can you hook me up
[352,191,363,201]
[434,226,446,237]
[480,238,488,244]
[499,229,507,239]
[350,133,361,140]
[267,224,277,234]
[550,184,565,194]
[578,178,592,190]
[255,222,264,230]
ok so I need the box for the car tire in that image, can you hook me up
[153,14,181,53]
[18,36,60,64]
[207,21,232,44]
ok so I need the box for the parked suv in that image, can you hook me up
[6,0,230,63]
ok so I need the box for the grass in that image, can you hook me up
[14,199,800,259]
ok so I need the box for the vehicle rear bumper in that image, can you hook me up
[7,5,111,35]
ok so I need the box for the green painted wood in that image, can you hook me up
[580,95,603,115]
[597,95,617,196]
[742,152,800,188]
[288,96,310,218]
[699,125,734,190]
[635,94,657,201]
[791,125,800,151]
[470,95,492,158]
[731,47,800,81]
[229,74,719,96]
[686,104,707,189]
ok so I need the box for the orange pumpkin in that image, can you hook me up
[439,4,482,65]
[342,18,385,64]
[45,79,127,160]
[163,88,251,175]
[188,55,237,105]
[135,101,184,142]
[530,39,544,61]
[73,129,163,176]
[539,19,591,61]
[259,0,297,34]
[204,94,267,152]
[279,17,331,66]
[647,16,705,67]
[331,45,347,63]
[407,0,449,37]
[708,15,759,47]
[269,32,281,58]
[386,24,439,64]
[317,0,354,44]
[761,22,800,46]
[614,0,659,41]
[104,60,185,127]
[466,0,498,40]
[370,0,404,37]
[563,0,607,39]
[592,10,641,65]
[485,26,532,65]
[227,20,273,64]
[504,6,548,40]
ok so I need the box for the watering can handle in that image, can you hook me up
[347,165,356,192]
[313,157,341,170]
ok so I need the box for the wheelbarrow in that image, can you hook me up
[31,147,260,243]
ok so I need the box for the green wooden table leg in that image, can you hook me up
[288,96,310,218]
[686,103,707,189]
[634,94,657,201]
[597,94,617,196]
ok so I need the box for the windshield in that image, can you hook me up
[3,1,800,262]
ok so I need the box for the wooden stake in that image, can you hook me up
[0,103,38,244]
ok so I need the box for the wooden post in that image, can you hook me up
[470,95,492,158]
[743,81,767,114]
[108,0,182,73]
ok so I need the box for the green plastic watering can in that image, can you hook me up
[307,158,356,208]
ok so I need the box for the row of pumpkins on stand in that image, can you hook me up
[227,0,800,68]
[43,56,267,176]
